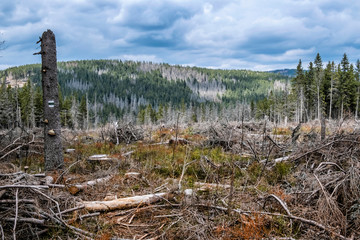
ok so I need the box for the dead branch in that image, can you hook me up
[266,135,282,149]
[0,185,49,190]
[0,199,35,204]
[0,224,3,240]
[41,210,95,239]
[0,134,36,160]
[55,160,81,184]
[178,158,196,191]
[247,140,261,162]
[122,150,135,157]
[79,212,100,221]
[4,218,45,225]
[56,204,85,216]
[13,189,18,240]
[268,194,291,216]
[0,172,23,177]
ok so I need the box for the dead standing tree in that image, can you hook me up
[35,30,63,171]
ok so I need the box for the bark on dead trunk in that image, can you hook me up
[40,30,64,171]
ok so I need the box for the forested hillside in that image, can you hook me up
[0,60,289,129]
[260,53,360,123]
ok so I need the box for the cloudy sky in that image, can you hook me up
[1,0,360,71]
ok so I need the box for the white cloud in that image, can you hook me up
[0,64,13,70]
[110,54,163,63]
[256,48,316,62]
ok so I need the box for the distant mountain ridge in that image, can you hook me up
[267,69,296,78]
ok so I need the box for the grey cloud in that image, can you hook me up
[1,0,360,70]
[109,1,200,31]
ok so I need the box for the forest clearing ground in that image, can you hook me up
[0,119,360,239]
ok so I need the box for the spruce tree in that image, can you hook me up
[338,53,356,118]
[0,80,12,128]
[329,61,335,119]
[34,86,43,127]
[314,53,324,119]
[305,62,315,121]
[292,60,305,122]
[322,62,332,118]
[79,95,87,129]
[355,59,360,119]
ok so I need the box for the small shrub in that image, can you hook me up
[248,162,262,183]
[186,163,207,180]
[267,161,292,184]
[273,127,291,135]
[214,214,270,239]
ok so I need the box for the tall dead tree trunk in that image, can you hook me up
[37,30,64,171]
[321,116,326,141]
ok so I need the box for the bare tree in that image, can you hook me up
[314,53,324,120]
[329,61,335,119]
[35,30,64,171]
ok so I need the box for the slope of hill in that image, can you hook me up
[0,60,289,123]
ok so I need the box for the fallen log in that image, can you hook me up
[79,175,113,187]
[124,172,141,179]
[88,154,116,161]
[122,151,134,157]
[274,156,291,163]
[194,182,231,191]
[68,175,113,195]
[164,179,233,192]
[81,192,169,211]
[260,155,291,164]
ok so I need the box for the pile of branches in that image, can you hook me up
[283,132,360,239]
[203,122,275,154]
[204,123,243,151]
[0,171,92,240]
[201,124,360,239]
[111,123,144,144]
[0,125,43,161]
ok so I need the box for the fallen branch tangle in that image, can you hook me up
[0,129,44,161]
[78,188,352,239]
[195,203,351,240]
[0,171,94,239]
[1,123,360,239]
